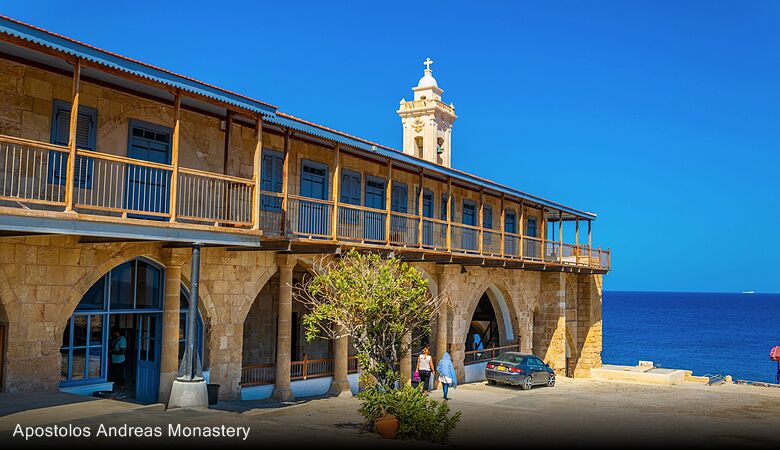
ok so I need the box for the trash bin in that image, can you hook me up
[207,384,220,405]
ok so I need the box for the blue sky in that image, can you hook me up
[2,1,778,292]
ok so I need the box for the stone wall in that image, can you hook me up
[0,57,256,178]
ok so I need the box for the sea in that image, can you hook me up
[603,291,780,383]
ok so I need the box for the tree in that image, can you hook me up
[294,250,445,390]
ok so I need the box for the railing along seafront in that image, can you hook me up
[241,355,358,387]
[0,134,609,270]
[464,344,522,365]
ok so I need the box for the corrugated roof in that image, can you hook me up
[0,15,596,220]
[0,15,277,114]
[265,112,597,219]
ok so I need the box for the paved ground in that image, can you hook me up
[2,378,780,448]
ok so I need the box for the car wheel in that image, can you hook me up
[547,374,556,387]
[487,380,497,386]
[520,375,533,390]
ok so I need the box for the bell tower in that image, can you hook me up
[397,58,457,167]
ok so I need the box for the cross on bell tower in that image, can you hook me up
[396,58,457,167]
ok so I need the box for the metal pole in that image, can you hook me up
[178,243,203,381]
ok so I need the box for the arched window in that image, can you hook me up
[60,258,202,391]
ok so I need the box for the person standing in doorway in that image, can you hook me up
[109,326,127,397]
[416,346,435,392]
[436,351,457,401]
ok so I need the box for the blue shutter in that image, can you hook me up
[505,211,517,233]
[340,170,361,205]
[391,183,407,213]
[260,150,283,211]
[483,205,493,229]
[49,100,97,187]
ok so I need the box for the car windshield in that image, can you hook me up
[494,353,525,364]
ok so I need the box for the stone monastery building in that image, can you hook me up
[0,16,609,402]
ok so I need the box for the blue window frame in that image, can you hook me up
[49,99,97,188]
[300,160,328,200]
[340,170,361,205]
[364,176,386,241]
[60,258,203,389]
[299,160,329,236]
[416,188,434,246]
[504,210,517,255]
[483,205,493,229]
[527,216,538,237]
[126,119,172,218]
[462,200,477,251]
[260,149,284,212]
[391,182,408,213]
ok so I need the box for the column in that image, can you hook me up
[329,325,351,396]
[273,255,295,401]
[159,249,187,403]
[400,331,412,386]
[251,115,263,230]
[435,266,459,385]
[169,91,182,222]
[63,59,81,213]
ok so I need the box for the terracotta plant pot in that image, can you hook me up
[374,414,400,439]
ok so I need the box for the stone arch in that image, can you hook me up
[55,242,166,334]
[462,275,519,347]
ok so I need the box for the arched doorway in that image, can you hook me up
[241,264,335,391]
[59,258,202,403]
[465,294,501,363]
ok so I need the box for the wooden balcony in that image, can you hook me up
[0,133,610,271]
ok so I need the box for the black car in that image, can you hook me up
[485,352,555,390]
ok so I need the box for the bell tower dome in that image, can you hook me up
[397,58,457,167]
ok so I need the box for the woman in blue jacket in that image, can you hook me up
[436,351,457,400]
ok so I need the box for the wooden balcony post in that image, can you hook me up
[417,170,424,248]
[63,59,81,213]
[519,199,524,259]
[575,218,579,256]
[280,129,290,235]
[446,177,452,252]
[250,114,263,230]
[588,219,593,266]
[169,91,182,223]
[541,207,546,260]
[558,210,563,263]
[478,190,484,255]
[385,159,392,245]
[331,144,340,241]
[500,193,505,257]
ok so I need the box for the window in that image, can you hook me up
[462,200,477,251]
[260,149,283,211]
[365,177,385,210]
[483,205,493,230]
[527,216,538,237]
[462,200,476,226]
[391,182,408,213]
[340,170,361,205]
[504,210,517,255]
[60,315,105,383]
[49,100,97,188]
[300,160,328,200]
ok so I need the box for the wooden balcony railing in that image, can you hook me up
[240,355,359,387]
[0,133,610,271]
[464,343,521,365]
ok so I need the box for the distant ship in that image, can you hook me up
[742,291,755,294]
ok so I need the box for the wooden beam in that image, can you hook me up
[575,218,579,256]
[519,199,524,259]
[222,110,233,175]
[280,129,290,235]
[385,159,392,245]
[446,177,452,252]
[500,193,505,257]
[332,144,340,241]
[251,114,263,230]
[169,91,182,223]
[63,59,81,212]
[417,170,424,248]
[559,210,563,263]
[478,189,484,255]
